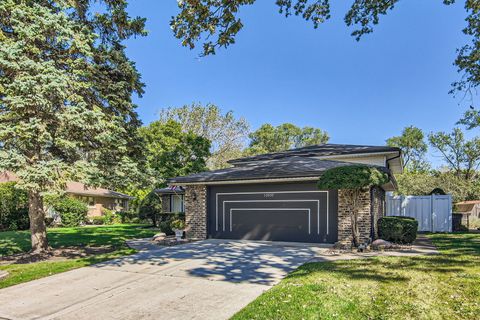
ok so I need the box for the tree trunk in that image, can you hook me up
[28,190,49,253]
[347,189,361,247]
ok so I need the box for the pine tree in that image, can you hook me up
[0,0,146,252]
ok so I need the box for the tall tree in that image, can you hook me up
[0,0,146,252]
[245,123,329,155]
[386,126,428,171]
[428,128,480,180]
[171,1,478,95]
[139,120,211,187]
[159,103,249,169]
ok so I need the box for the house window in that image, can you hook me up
[78,196,95,207]
[170,194,184,213]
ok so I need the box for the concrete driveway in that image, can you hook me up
[0,239,327,320]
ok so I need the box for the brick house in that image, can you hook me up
[154,186,185,214]
[167,144,402,247]
[0,172,133,217]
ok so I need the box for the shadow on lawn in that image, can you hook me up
[287,233,480,284]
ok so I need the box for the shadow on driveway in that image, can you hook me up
[94,239,325,285]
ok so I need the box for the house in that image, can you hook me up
[167,144,403,246]
[154,186,185,213]
[455,200,480,219]
[0,172,133,217]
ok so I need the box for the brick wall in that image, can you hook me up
[371,186,385,239]
[184,185,207,239]
[337,188,372,247]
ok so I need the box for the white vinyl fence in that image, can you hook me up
[386,194,452,232]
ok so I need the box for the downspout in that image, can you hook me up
[386,151,402,170]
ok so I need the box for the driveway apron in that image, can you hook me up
[0,239,325,320]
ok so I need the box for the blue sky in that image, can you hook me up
[124,1,474,166]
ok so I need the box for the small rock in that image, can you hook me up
[152,233,167,241]
[371,239,393,250]
[0,270,8,280]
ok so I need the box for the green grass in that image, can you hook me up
[232,233,480,320]
[0,224,158,289]
[0,247,136,289]
[0,224,157,256]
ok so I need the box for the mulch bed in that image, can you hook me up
[0,245,116,265]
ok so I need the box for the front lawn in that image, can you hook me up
[0,224,158,289]
[232,233,480,320]
[0,224,157,256]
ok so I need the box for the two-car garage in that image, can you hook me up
[207,182,338,244]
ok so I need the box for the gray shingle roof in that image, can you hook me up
[167,156,391,184]
[154,186,185,194]
[228,143,400,164]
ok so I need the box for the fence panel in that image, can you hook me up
[386,194,452,232]
[432,195,452,232]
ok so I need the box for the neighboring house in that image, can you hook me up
[154,186,185,213]
[167,144,403,246]
[0,172,133,217]
[455,200,480,219]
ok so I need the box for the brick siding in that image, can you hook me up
[184,185,207,239]
[337,188,374,247]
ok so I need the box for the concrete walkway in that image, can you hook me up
[0,239,438,320]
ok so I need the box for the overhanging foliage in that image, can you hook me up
[317,165,389,190]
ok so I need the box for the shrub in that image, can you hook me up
[159,220,173,235]
[0,182,29,231]
[48,196,88,227]
[117,210,139,223]
[89,216,105,225]
[470,217,480,230]
[102,208,114,225]
[139,191,162,226]
[170,219,185,230]
[378,216,418,244]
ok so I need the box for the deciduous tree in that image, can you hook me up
[387,126,428,171]
[171,0,478,95]
[428,128,480,180]
[159,103,249,169]
[139,120,211,187]
[245,123,329,155]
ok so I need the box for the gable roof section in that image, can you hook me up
[167,156,393,186]
[228,144,401,165]
[0,172,133,199]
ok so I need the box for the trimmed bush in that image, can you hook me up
[89,216,105,225]
[159,220,173,235]
[48,196,88,227]
[117,210,138,223]
[0,182,29,231]
[378,216,418,244]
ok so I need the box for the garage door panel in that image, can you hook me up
[207,183,338,243]
[230,209,311,242]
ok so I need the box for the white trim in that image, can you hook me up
[315,151,398,160]
[215,190,329,235]
[229,208,311,234]
[223,200,319,234]
[230,151,399,166]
